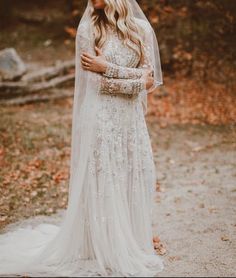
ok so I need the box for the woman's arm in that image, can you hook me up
[78,27,146,97]
[103,42,153,80]
[100,76,145,97]
[81,46,152,80]
[103,27,155,80]
[81,24,154,81]
[103,61,149,80]
[80,48,154,93]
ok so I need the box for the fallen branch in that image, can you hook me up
[29,73,74,92]
[0,89,73,106]
[22,60,75,83]
[0,73,75,98]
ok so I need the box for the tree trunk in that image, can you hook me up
[0,0,12,27]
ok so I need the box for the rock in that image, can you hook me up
[0,48,26,81]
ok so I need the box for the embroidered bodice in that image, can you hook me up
[77,22,154,98]
[99,27,153,97]
[102,28,141,69]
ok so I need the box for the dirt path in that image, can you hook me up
[151,124,236,277]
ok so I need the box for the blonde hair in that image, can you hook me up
[91,0,145,63]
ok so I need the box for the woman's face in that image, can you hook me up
[91,0,106,10]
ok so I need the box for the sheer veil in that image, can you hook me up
[0,0,163,276]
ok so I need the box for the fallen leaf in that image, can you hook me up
[64,26,77,38]
[221,236,230,242]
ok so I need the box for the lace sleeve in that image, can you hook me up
[78,24,145,97]
[100,77,145,97]
[103,35,154,80]
[103,62,146,79]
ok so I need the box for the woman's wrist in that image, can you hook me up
[101,62,108,74]
[102,62,114,76]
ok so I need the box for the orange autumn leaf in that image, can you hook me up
[64,26,77,38]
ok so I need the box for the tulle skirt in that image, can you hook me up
[0,93,164,277]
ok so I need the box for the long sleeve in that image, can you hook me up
[78,25,146,97]
[100,76,145,97]
[103,34,154,80]
[103,62,148,80]
[100,29,155,96]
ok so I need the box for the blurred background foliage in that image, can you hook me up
[0,0,235,85]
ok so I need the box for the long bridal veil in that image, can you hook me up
[0,0,163,277]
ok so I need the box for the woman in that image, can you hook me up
[0,0,163,276]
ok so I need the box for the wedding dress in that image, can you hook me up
[0,1,164,277]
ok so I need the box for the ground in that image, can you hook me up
[152,124,236,277]
[0,101,235,276]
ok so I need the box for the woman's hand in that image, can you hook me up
[81,46,108,73]
[141,70,154,91]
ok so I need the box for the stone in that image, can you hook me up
[0,48,26,81]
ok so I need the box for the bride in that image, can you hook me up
[0,0,163,276]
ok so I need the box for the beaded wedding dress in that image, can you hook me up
[0,1,164,277]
